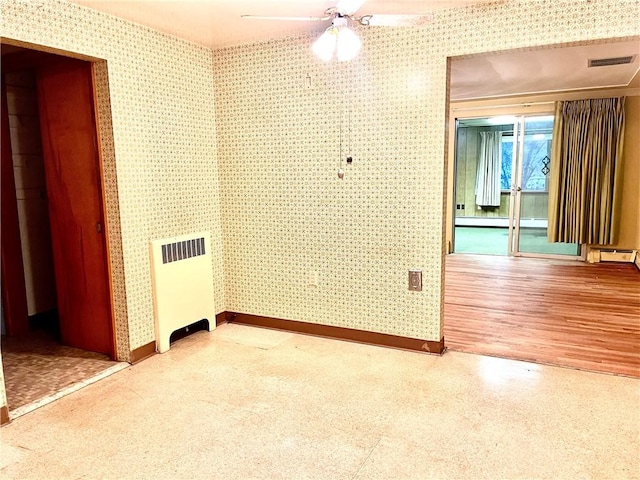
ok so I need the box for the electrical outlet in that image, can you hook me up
[408,270,422,291]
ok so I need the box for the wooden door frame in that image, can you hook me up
[89,61,118,359]
[1,46,116,358]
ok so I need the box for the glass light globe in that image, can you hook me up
[336,26,361,62]
[312,26,338,61]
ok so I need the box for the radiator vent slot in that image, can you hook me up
[588,55,635,67]
[161,237,205,264]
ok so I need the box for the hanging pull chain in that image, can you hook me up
[338,107,344,179]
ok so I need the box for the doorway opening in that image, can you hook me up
[1,44,124,417]
[452,114,582,258]
[443,38,640,376]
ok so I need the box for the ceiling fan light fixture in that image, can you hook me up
[313,17,361,62]
[336,26,361,62]
[312,26,338,61]
[244,2,434,60]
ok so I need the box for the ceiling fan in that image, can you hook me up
[242,0,433,61]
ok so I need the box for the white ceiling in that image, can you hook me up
[67,0,640,100]
[69,0,494,49]
[450,40,640,101]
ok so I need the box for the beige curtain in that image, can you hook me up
[548,97,625,245]
[475,131,502,207]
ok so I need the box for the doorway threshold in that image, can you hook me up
[8,362,128,421]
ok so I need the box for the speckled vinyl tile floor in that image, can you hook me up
[1,323,639,480]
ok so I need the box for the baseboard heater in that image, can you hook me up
[588,248,637,265]
[149,232,216,353]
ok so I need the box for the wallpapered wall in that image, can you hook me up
[1,0,226,365]
[1,0,639,412]
[214,0,640,339]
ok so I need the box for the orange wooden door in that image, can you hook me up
[1,75,29,336]
[36,59,113,357]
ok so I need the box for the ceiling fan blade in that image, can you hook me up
[241,15,331,22]
[358,13,433,27]
[336,0,367,16]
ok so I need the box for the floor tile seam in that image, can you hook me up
[350,434,383,480]
[209,329,291,351]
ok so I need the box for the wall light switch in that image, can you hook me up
[409,270,422,291]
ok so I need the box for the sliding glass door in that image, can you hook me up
[453,114,581,258]
[510,116,581,256]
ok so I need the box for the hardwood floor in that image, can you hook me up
[444,254,640,377]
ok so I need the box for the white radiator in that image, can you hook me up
[149,232,216,353]
[588,248,637,264]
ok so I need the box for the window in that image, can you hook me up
[500,132,552,192]
[500,135,513,191]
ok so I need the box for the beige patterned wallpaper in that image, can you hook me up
[1,0,226,364]
[214,0,640,340]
